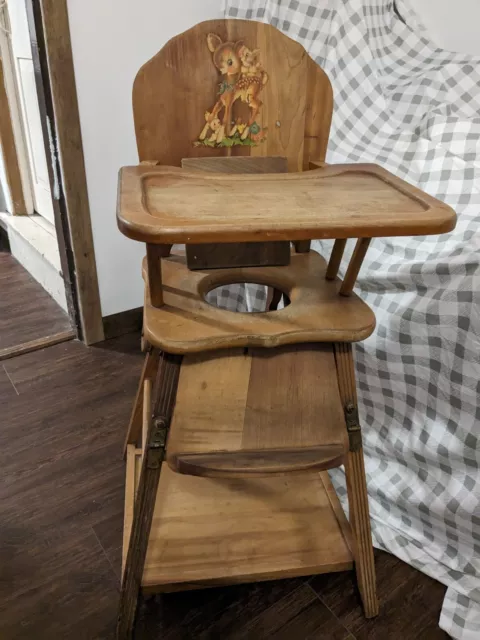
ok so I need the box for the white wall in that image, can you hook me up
[412,0,480,56]
[67,0,222,316]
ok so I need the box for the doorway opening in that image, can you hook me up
[0,0,75,358]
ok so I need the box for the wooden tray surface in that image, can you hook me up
[117,163,456,244]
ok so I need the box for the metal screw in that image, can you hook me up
[275,120,281,127]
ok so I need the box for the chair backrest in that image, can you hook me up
[133,19,333,172]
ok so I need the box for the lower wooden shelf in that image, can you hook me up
[123,445,354,592]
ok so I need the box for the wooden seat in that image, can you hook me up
[166,344,348,477]
[141,250,376,353]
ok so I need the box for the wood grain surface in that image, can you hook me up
[124,455,354,591]
[141,250,376,353]
[181,156,291,270]
[123,347,160,454]
[335,343,379,618]
[117,163,456,245]
[0,59,26,214]
[181,156,288,174]
[0,330,75,362]
[167,344,348,476]
[119,353,182,638]
[339,238,372,297]
[38,0,104,344]
[132,19,333,170]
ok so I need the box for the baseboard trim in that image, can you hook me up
[103,307,143,340]
[0,225,10,251]
[0,330,75,362]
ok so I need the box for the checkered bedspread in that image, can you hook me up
[219,1,480,637]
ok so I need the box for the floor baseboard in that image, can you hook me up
[103,307,143,341]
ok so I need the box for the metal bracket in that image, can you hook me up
[146,416,168,469]
[345,403,362,452]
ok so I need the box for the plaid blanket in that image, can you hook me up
[220,1,480,637]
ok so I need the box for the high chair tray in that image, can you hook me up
[117,163,456,244]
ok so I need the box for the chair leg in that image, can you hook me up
[268,286,282,311]
[117,448,162,639]
[123,346,161,457]
[117,352,182,639]
[334,342,379,618]
[293,240,311,253]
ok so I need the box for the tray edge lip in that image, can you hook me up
[117,162,457,244]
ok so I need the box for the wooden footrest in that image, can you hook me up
[173,446,346,477]
[123,446,354,591]
[166,343,348,478]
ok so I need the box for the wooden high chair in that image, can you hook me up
[115,19,456,638]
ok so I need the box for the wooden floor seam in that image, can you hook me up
[304,580,356,638]
[2,363,19,395]
[0,330,75,361]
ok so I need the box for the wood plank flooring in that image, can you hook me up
[0,332,451,639]
[0,251,74,359]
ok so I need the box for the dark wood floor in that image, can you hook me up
[0,332,450,639]
[0,251,73,358]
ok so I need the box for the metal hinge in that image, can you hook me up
[344,403,362,452]
[146,416,168,469]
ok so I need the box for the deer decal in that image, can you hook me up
[195,33,268,147]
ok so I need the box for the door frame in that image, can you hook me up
[0,56,26,214]
[0,3,32,215]
[8,0,56,223]
[22,0,104,344]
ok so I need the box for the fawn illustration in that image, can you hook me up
[198,33,268,145]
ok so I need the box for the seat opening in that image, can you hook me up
[204,282,290,313]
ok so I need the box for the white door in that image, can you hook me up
[8,0,55,223]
